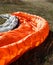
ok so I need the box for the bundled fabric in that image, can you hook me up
[0,12,49,65]
[0,14,18,32]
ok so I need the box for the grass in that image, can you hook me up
[0,1,53,31]
[0,0,53,65]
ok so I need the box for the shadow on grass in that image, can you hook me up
[10,31,53,65]
[0,0,26,5]
[46,0,53,3]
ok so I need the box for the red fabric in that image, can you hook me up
[0,12,49,65]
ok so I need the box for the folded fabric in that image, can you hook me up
[0,12,49,65]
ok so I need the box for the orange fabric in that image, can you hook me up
[0,12,49,65]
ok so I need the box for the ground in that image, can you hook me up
[0,0,53,65]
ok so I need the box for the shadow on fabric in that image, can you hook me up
[10,31,53,65]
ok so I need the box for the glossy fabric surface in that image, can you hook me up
[0,12,49,65]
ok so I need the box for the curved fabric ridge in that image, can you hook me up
[0,12,49,65]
